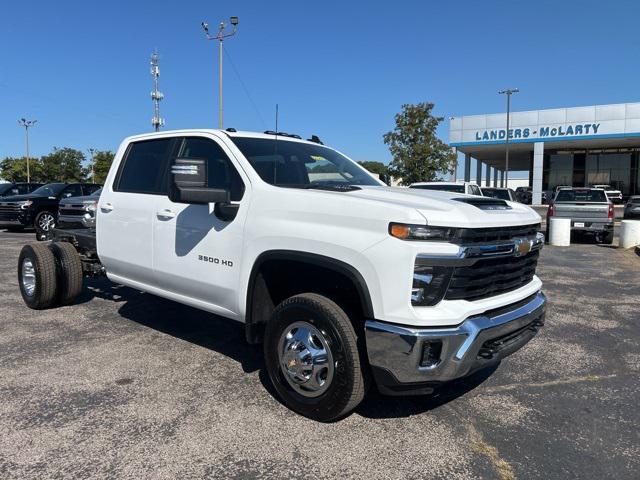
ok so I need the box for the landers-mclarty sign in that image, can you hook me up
[475,123,601,142]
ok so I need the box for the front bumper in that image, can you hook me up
[57,213,95,229]
[365,291,546,395]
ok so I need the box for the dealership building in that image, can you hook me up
[449,102,640,203]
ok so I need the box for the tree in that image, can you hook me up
[41,147,86,182]
[357,161,388,177]
[88,150,115,184]
[0,156,46,183]
[383,102,456,186]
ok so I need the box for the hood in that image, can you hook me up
[350,186,541,228]
[0,193,52,203]
[59,194,98,205]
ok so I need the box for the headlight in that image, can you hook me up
[389,223,456,241]
[411,264,452,306]
[19,200,33,209]
[84,201,97,213]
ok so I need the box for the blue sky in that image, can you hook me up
[1,0,639,178]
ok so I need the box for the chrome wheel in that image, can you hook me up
[38,212,55,232]
[278,321,334,398]
[21,258,36,297]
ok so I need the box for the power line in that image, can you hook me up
[223,44,268,130]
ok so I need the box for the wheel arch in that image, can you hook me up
[244,250,375,344]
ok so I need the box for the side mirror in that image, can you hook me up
[169,158,230,205]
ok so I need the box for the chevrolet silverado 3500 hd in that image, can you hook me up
[17,129,546,421]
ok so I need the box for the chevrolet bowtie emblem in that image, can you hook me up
[514,237,533,257]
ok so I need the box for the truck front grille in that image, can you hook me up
[453,223,540,245]
[445,250,539,301]
[0,203,20,219]
[59,207,86,216]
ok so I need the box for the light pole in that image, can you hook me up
[88,148,96,184]
[18,118,37,183]
[202,16,238,129]
[498,88,518,187]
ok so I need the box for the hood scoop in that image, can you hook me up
[452,197,512,211]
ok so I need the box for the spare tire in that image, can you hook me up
[49,242,83,305]
[18,243,59,309]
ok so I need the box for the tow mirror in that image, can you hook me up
[169,158,230,205]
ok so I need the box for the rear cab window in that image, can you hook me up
[115,138,175,194]
[555,189,608,202]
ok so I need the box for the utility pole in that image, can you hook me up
[18,118,37,183]
[150,52,165,132]
[498,88,518,187]
[88,148,96,183]
[202,16,239,129]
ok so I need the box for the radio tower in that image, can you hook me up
[150,52,165,131]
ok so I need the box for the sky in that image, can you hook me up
[1,0,639,179]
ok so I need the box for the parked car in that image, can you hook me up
[0,182,101,237]
[409,181,483,196]
[0,182,43,197]
[591,184,623,204]
[16,129,545,421]
[623,196,640,219]
[515,186,532,204]
[57,188,102,229]
[547,187,614,244]
[481,187,517,202]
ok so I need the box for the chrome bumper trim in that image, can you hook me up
[365,292,546,387]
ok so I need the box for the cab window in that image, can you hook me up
[115,138,174,194]
[177,137,245,201]
[60,184,83,198]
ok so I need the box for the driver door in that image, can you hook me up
[152,134,250,318]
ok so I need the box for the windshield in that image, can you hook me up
[411,184,465,193]
[0,184,15,195]
[229,137,381,188]
[555,189,608,202]
[482,189,510,200]
[31,183,66,197]
[631,197,640,204]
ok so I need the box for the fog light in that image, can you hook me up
[411,265,452,306]
[420,340,443,368]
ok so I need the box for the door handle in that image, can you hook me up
[156,209,176,219]
[100,202,114,213]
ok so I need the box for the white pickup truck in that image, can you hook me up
[17,129,546,421]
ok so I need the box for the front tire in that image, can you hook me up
[34,210,56,240]
[18,244,59,309]
[264,293,366,422]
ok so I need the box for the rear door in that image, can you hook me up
[152,134,250,318]
[97,137,176,287]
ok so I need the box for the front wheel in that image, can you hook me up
[34,210,56,239]
[264,293,366,422]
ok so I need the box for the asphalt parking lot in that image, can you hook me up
[1,230,638,479]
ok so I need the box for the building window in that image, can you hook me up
[586,153,631,195]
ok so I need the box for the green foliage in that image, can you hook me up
[41,147,86,182]
[89,150,115,184]
[357,161,389,176]
[0,157,46,183]
[383,102,456,186]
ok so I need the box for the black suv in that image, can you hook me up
[0,182,43,197]
[0,182,101,237]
